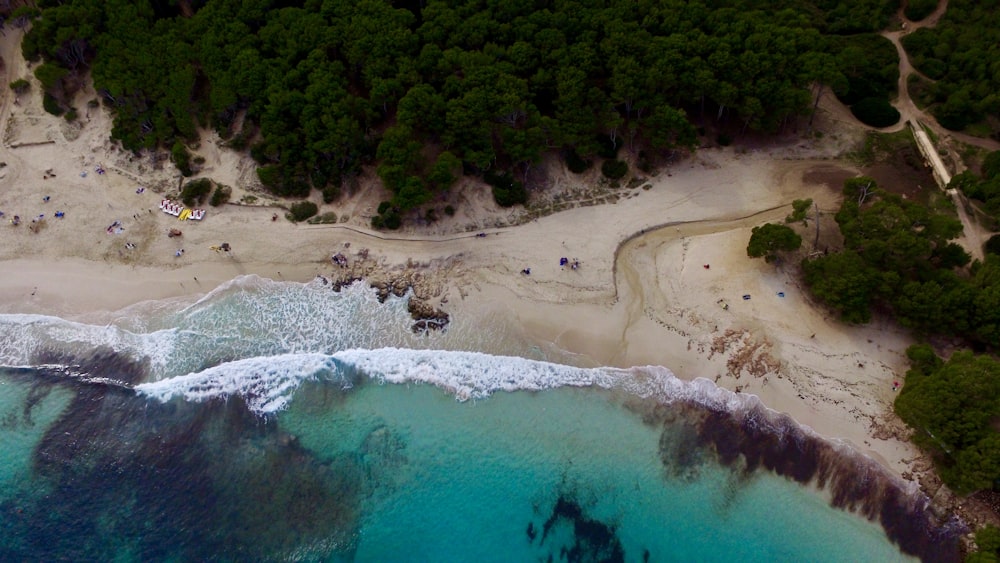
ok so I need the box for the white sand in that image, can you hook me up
[0,31,923,478]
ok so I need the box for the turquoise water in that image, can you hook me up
[0,276,959,561]
[283,383,912,562]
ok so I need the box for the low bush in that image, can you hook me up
[322,185,341,204]
[371,205,401,230]
[172,141,193,176]
[565,148,592,174]
[9,78,29,94]
[209,185,231,207]
[42,93,63,116]
[180,178,212,207]
[289,200,318,222]
[985,234,1000,257]
[850,97,900,128]
[485,170,527,207]
[601,159,628,180]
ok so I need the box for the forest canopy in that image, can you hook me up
[19,0,899,217]
[900,0,1000,136]
[895,346,1000,494]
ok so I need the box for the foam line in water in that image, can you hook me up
[134,347,755,420]
[136,353,343,414]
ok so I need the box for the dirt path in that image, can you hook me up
[881,0,1000,152]
[876,0,995,259]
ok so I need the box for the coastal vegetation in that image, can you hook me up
[17,0,900,225]
[896,346,1000,494]
[793,168,1000,501]
[746,223,802,263]
[802,177,973,331]
[951,151,1000,219]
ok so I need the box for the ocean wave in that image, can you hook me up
[42,345,966,560]
[133,347,755,418]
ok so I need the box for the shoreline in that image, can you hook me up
[0,150,922,475]
[0,25,950,524]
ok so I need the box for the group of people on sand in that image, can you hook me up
[520,257,582,276]
[3,194,66,229]
[559,257,580,270]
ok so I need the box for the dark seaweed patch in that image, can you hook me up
[534,495,626,563]
[655,401,965,563]
[0,351,370,561]
[34,346,151,386]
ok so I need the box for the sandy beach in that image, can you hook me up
[0,27,928,485]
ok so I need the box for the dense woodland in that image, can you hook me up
[901,0,1000,136]
[789,165,1000,501]
[15,0,904,225]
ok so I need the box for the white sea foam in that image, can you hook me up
[136,353,341,413]
[134,347,763,420]
[0,313,181,372]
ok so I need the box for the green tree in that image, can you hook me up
[747,223,802,263]
[802,251,879,324]
[967,525,1000,563]
[895,349,1000,494]
[785,198,813,224]
[9,79,30,95]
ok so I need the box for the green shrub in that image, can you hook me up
[850,97,900,128]
[382,210,402,230]
[256,165,280,188]
[595,135,622,159]
[601,159,628,180]
[444,204,455,216]
[33,63,66,90]
[180,178,212,207]
[372,205,402,230]
[289,200,318,222]
[565,148,592,174]
[785,198,813,224]
[716,133,732,146]
[307,212,339,224]
[985,235,1000,257]
[172,141,193,176]
[485,170,527,207]
[226,131,249,151]
[9,78,29,94]
[42,93,63,116]
[64,108,77,122]
[322,185,341,204]
[209,185,231,207]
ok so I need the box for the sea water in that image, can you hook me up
[0,276,961,561]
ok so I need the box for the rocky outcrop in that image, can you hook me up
[324,247,453,333]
